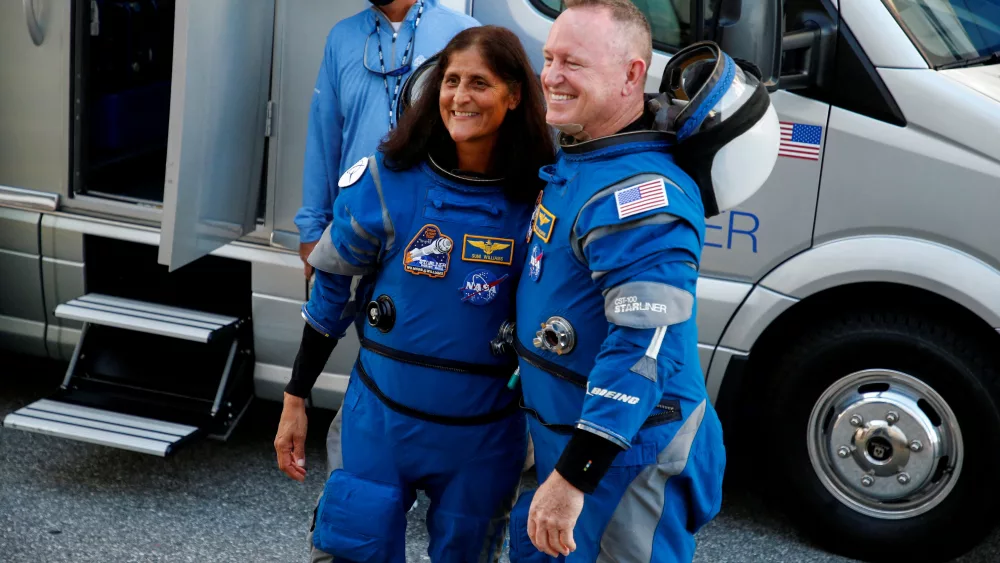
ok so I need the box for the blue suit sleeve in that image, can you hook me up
[294,29,345,244]
[301,164,390,339]
[573,176,702,448]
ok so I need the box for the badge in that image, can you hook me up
[614,178,668,219]
[403,224,453,278]
[531,203,556,244]
[462,235,514,266]
[338,157,369,188]
[526,191,544,244]
[528,243,543,282]
[459,269,509,306]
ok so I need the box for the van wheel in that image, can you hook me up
[758,309,1000,563]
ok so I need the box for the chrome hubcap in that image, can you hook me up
[807,369,963,519]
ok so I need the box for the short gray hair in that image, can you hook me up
[563,0,652,67]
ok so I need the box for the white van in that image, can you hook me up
[2,0,998,561]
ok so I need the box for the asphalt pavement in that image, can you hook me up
[2,352,999,562]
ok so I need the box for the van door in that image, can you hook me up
[158,0,276,271]
[696,0,834,383]
[699,94,828,282]
[699,0,834,282]
[0,1,72,196]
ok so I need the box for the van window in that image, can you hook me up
[883,0,1000,68]
[532,0,721,52]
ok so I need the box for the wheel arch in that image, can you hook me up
[709,235,1000,422]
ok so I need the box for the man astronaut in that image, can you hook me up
[505,0,779,561]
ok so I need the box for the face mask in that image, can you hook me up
[369,0,394,6]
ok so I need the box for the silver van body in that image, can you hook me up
[2,0,998,560]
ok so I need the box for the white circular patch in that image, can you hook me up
[338,157,369,188]
[413,54,427,68]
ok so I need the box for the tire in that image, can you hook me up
[756,308,1000,563]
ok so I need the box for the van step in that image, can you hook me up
[1,294,255,457]
[54,293,239,343]
[3,399,200,457]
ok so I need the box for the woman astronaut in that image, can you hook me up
[274,25,555,563]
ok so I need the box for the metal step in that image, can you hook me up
[54,293,239,343]
[3,399,200,457]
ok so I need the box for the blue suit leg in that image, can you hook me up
[649,403,726,562]
[511,421,657,563]
[311,376,417,563]
[511,400,725,563]
[422,412,528,563]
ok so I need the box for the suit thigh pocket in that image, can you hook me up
[312,469,406,562]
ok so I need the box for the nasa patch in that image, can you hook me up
[403,224,453,278]
[459,269,509,306]
[528,243,543,282]
[338,157,369,188]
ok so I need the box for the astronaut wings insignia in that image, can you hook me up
[462,235,514,266]
[470,240,510,255]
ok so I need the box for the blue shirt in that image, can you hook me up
[294,1,480,243]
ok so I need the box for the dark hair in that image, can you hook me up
[379,25,555,201]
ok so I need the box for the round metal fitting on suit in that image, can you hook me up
[490,320,516,356]
[366,295,396,333]
[533,316,576,355]
[850,414,864,427]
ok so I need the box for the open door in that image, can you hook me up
[0,0,72,197]
[158,0,275,271]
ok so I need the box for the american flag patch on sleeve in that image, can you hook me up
[614,178,668,219]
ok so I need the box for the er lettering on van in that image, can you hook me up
[706,210,760,253]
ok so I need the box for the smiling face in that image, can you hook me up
[439,47,520,148]
[541,7,638,138]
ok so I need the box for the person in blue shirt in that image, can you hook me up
[294,0,479,278]
[277,25,556,563]
[505,0,779,561]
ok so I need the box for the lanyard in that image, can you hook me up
[374,1,424,128]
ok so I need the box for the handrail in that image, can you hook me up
[24,0,45,46]
[0,185,60,212]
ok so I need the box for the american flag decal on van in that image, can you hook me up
[779,121,823,161]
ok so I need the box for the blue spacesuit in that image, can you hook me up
[301,152,533,563]
[508,128,727,562]
[294,0,479,244]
